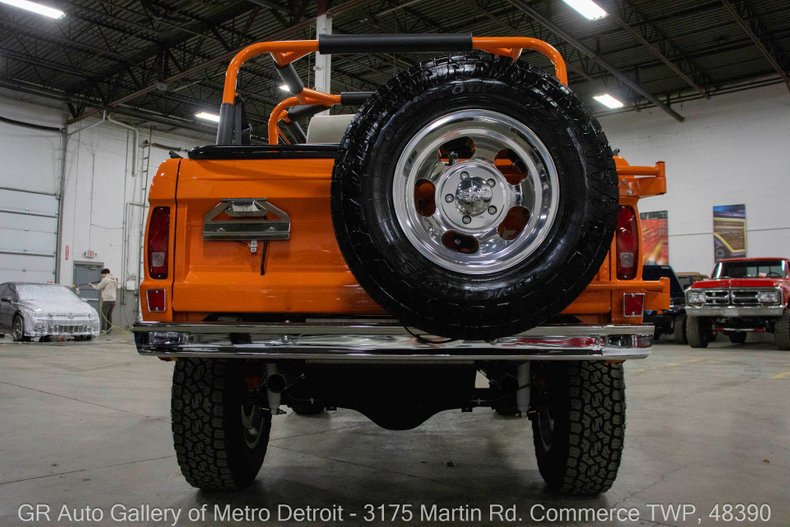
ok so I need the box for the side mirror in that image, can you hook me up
[1,296,11,303]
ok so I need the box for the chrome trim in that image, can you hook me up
[203,198,290,241]
[686,305,785,317]
[134,322,652,361]
[687,287,782,308]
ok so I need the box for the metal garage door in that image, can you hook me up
[0,187,58,284]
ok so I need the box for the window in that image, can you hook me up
[714,260,786,279]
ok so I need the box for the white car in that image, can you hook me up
[0,283,101,342]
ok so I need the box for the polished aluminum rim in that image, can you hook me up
[393,109,559,274]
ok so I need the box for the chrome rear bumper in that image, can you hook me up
[133,321,652,362]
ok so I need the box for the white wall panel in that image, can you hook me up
[599,83,790,275]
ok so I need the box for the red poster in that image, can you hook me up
[640,211,669,265]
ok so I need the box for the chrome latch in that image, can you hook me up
[203,198,291,241]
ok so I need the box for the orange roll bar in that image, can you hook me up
[222,40,318,104]
[472,37,568,85]
[217,36,570,144]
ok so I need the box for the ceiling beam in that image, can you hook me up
[66,0,373,124]
[610,0,713,97]
[720,0,790,90]
[505,0,685,122]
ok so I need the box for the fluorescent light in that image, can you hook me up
[593,94,625,109]
[195,111,220,123]
[278,84,290,92]
[0,0,65,19]
[562,0,607,20]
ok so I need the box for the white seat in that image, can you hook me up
[306,114,355,144]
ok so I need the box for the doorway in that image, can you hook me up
[73,261,104,313]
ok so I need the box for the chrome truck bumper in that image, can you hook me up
[133,321,653,362]
[686,306,785,317]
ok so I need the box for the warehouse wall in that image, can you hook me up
[0,89,211,326]
[599,83,790,276]
[2,84,788,323]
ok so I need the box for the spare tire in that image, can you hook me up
[332,54,618,340]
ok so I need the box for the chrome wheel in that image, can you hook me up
[393,109,559,274]
[12,316,25,342]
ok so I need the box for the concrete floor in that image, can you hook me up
[0,332,788,527]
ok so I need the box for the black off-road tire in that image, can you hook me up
[686,316,712,348]
[332,54,618,340]
[775,310,790,350]
[171,358,271,490]
[727,331,747,344]
[673,314,687,344]
[531,361,625,495]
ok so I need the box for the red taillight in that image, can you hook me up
[146,288,166,312]
[148,206,170,279]
[616,205,638,280]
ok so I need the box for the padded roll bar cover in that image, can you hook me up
[287,104,332,121]
[275,63,305,94]
[340,92,374,105]
[216,103,235,145]
[318,33,473,54]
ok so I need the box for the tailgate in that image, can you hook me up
[172,155,383,316]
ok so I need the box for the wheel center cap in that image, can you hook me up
[455,176,493,216]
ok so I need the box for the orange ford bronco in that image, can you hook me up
[134,34,668,495]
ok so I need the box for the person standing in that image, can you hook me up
[91,268,118,334]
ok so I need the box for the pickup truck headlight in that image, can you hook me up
[687,291,706,306]
[757,290,781,305]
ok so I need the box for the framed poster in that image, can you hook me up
[713,204,746,261]
[640,210,669,265]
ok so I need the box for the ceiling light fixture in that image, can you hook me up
[195,111,220,123]
[593,94,625,109]
[278,84,290,92]
[0,0,65,19]
[562,0,607,20]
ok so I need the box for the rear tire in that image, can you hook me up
[332,54,618,340]
[673,314,687,344]
[531,361,625,495]
[686,316,712,348]
[775,310,790,350]
[172,358,271,490]
[290,400,326,416]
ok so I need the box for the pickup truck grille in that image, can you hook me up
[700,289,766,307]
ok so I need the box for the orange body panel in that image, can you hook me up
[140,155,668,324]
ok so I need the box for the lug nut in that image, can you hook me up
[460,171,469,179]
[488,206,497,215]
[445,194,454,203]
[462,215,472,224]
[487,178,496,187]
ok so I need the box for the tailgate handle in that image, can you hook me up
[203,198,290,241]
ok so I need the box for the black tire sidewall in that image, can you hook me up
[171,359,270,490]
